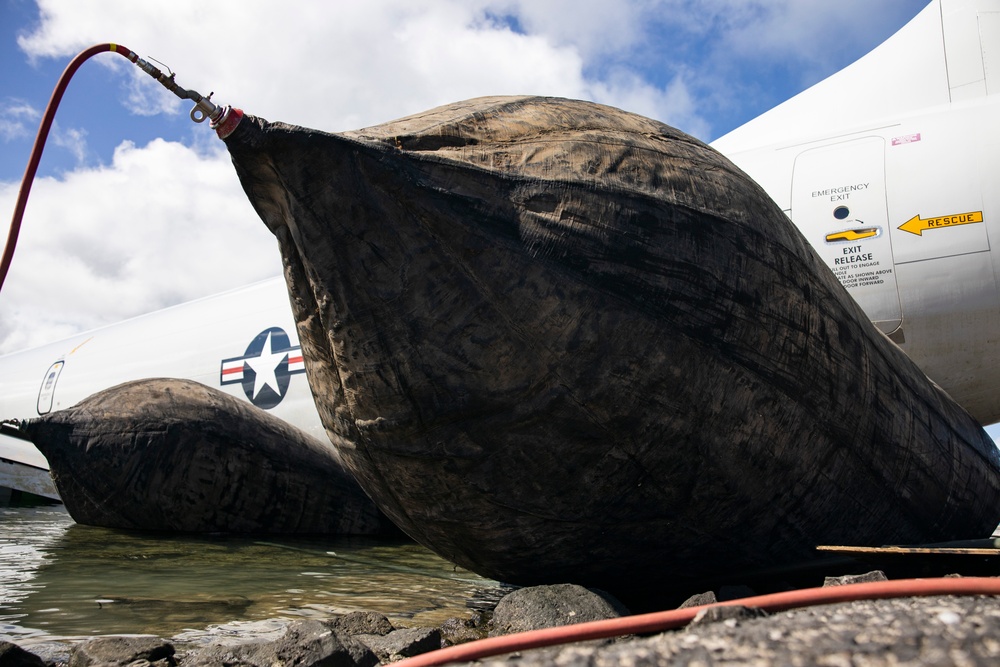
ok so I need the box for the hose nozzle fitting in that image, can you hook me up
[125,51,227,125]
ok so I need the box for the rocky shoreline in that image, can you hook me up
[6,572,1000,667]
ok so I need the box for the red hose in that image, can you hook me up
[395,577,1000,667]
[0,43,136,294]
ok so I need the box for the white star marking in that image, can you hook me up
[244,331,288,400]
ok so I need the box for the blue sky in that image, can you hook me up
[0,1,929,183]
[0,0,929,355]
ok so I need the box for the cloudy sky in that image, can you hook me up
[0,0,928,355]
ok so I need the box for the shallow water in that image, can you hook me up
[0,504,498,647]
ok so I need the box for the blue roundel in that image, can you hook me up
[219,327,306,409]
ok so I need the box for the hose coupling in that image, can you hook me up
[126,52,227,125]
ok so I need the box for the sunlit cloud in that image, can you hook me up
[0,100,40,142]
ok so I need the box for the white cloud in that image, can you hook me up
[50,125,88,165]
[20,0,793,136]
[0,139,279,354]
[586,66,710,140]
[15,0,605,132]
[0,101,40,142]
[481,0,647,59]
[123,68,184,118]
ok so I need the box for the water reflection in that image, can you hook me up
[0,505,496,643]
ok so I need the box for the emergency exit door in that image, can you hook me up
[791,136,902,334]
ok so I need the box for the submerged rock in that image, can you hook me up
[187,619,379,667]
[23,378,388,535]
[68,636,175,667]
[221,95,1000,602]
[0,641,47,667]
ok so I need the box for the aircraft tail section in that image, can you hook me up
[944,0,1000,100]
[713,0,999,155]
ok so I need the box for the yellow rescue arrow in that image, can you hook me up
[898,211,983,236]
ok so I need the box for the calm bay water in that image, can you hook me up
[0,503,498,648]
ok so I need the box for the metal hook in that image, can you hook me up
[190,92,215,123]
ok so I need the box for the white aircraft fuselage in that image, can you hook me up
[1,0,998,498]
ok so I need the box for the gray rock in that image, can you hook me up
[824,570,888,587]
[678,591,717,608]
[68,636,175,667]
[355,627,440,662]
[685,605,768,630]
[488,584,629,637]
[328,611,394,637]
[5,641,70,667]
[0,641,47,667]
[438,616,488,646]
[185,620,377,667]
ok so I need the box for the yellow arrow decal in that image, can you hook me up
[825,228,880,243]
[898,211,983,236]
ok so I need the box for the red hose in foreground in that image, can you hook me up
[0,43,139,294]
[395,577,1000,667]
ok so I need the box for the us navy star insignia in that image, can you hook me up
[219,327,306,409]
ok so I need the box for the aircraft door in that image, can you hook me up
[36,360,65,415]
[791,137,901,334]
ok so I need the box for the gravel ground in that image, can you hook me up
[466,594,1000,666]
